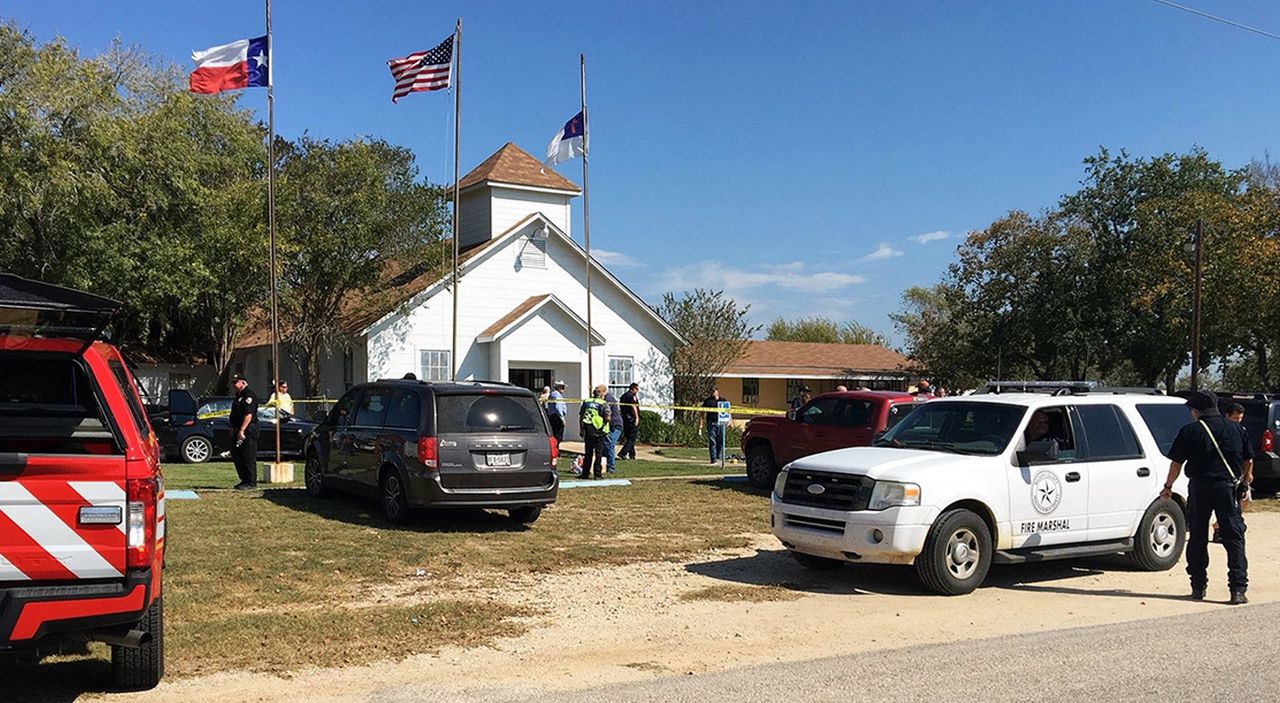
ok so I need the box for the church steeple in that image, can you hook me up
[452,143,580,250]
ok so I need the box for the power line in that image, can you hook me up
[1150,0,1280,42]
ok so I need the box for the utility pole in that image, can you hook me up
[1190,218,1203,391]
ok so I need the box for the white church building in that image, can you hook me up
[234,142,683,426]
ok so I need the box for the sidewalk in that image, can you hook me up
[557,441,706,464]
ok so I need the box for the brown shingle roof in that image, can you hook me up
[234,238,497,349]
[722,340,915,378]
[477,295,550,339]
[455,142,580,194]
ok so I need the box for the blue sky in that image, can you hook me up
[8,1,1280,346]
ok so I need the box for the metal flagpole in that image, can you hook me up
[581,54,592,388]
[451,18,461,381]
[266,0,282,468]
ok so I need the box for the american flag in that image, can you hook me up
[388,35,454,103]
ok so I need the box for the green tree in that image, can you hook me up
[0,23,270,376]
[275,136,447,395]
[766,316,890,346]
[655,289,759,410]
[1059,147,1244,388]
[890,284,980,389]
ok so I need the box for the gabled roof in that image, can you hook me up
[721,340,914,379]
[234,238,498,349]
[235,212,685,350]
[476,294,606,345]
[454,142,580,194]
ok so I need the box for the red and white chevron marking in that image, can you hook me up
[0,481,128,581]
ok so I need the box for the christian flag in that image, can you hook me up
[546,111,585,166]
[190,36,269,94]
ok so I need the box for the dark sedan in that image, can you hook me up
[155,389,316,463]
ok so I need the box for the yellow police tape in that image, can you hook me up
[552,398,785,417]
[193,397,787,420]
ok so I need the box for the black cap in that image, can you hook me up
[1185,390,1219,414]
[231,373,246,383]
[800,385,811,393]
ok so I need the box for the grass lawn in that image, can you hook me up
[652,446,744,462]
[162,461,303,490]
[7,476,771,692]
[561,457,741,478]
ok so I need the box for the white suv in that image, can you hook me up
[770,392,1193,595]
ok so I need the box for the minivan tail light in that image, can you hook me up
[1264,430,1274,453]
[549,436,559,467]
[418,436,439,471]
[125,477,157,570]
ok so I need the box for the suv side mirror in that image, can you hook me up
[786,409,796,421]
[1017,439,1060,465]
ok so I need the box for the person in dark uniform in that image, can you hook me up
[702,387,724,464]
[619,382,640,460]
[1160,391,1254,604]
[228,373,260,490]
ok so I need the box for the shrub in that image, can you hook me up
[637,410,743,448]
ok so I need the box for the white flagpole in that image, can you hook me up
[581,54,592,388]
[266,0,282,468]
[451,18,462,381]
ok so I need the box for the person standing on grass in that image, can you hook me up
[702,387,724,464]
[547,380,567,444]
[579,385,610,480]
[603,385,624,473]
[228,373,259,490]
[619,382,641,460]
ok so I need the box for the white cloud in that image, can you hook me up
[654,260,864,295]
[592,249,640,267]
[859,243,903,261]
[908,229,951,244]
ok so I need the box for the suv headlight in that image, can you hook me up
[869,481,921,510]
[773,469,789,498]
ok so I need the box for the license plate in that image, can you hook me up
[486,453,511,467]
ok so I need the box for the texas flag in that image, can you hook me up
[189,36,269,94]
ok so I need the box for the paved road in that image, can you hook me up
[402,603,1280,703]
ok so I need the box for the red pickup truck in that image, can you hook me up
[0,274,166,689]
[741,390,926,487]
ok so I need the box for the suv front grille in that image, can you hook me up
[781,469,872,511]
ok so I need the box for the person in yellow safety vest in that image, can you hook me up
[578,385,611,480]
[267,380,294,415]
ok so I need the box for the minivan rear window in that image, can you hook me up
[1136,403,1193,458]
[435,394,544,434]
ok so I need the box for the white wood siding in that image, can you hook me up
[490,187,571,239]
[457,189,491,250]
[362,216,675,416]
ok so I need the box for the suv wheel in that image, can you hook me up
[111,597,163,690]
[304,453,328,498]
[508,506,542,525]
[791,551,843,570]
[915,509,992,595]
[380,469,411,524]
[1127,498,1186,571]
[746,445,777,488]
[179,435,212,464]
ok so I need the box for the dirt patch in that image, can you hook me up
[111,513,1280,702]
[680,583,802,602]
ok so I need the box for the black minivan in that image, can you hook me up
[303,379,559,524]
